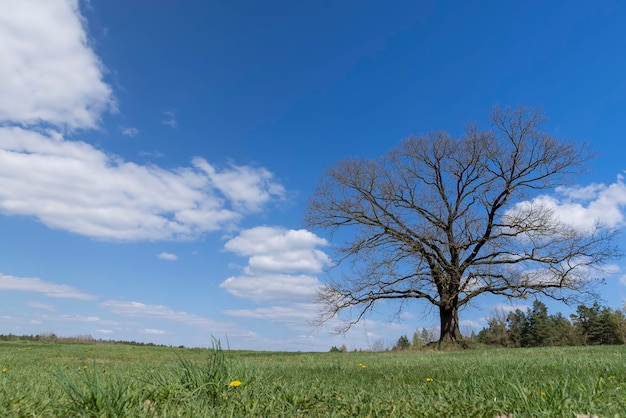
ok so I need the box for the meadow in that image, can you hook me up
[0,340,624,417]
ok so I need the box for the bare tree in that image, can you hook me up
[305,106,620,343]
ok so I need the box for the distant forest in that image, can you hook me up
[381,301,626,352]
[0,333,175,348]
[474,301,626,348]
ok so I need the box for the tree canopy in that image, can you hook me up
[306,106,620,342]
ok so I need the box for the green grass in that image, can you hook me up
[1,341,625,416]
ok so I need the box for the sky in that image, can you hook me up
[0,0,625,351]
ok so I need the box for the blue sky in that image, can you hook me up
[0,0,625,351]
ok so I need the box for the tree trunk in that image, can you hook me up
[439,303,462,342]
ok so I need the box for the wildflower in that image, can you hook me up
[229,380,242,388]
[82,365,88,370]
[609,376,616,379]
[540,391,546,396]
[358,363,366,369]
[425,377,434,382]
[2,367,7,373]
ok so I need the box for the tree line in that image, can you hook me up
[475,300,626,347]
[0,333,172,347]
[387,301,626,351]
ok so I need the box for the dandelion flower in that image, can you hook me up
[540,391,546,396]
[358,363,366,369]
[229,380,242,388]
[2,367,7,373]
[426,377,434,382]
[609,376,616,379]
[82,365,88,370]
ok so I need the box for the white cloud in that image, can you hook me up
[620,275,626,286]
[25,301,57,311]
[601,264,621,275]
[0,0,114,130]
[57,314,100,322]
[222,304,418,342]
[224,303,319,329]
[224,226,329,274]
[120,127,138,137]
[459,319,482,329]
[194,160,286,212]
[220,227,330,303]
[0,273,95,300]
[144,328,166,335]
[158,252,178,261]
[398,311,415,320]
[0,127,284,240]
[97,329,114,334]
[511,174,626,232]
[220,227,332,334]
[99,300,243,336]
[221,274,321,303]
[101,300,205,323]
[225,303,316,320]
[162,110,177,128]
[139,150,164,158]
[491,303,530,314]
[556,183,606,200]
[0,0,285,242]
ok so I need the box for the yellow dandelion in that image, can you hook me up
[2,367,7,373]
[229,380,242,388]
[540,391,546,396]
[358,363,366,369]
[425,377,434,382]
[609,376,616,379]
[82,365,88,370]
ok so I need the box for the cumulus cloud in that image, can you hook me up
[0,2,284,241]
[158,252,178,261]
[0,0,114,130]
[510,174,626,232]
[0,127,284,240]
[0,273,95,300]
[220,226,330,303]
[224,226,329,274]
[219,227,333,331]
[194,160,286,212]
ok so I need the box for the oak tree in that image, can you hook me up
[306,106,619,342]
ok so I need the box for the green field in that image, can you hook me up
[1,341,624,417]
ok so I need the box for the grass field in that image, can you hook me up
[1,340,624,417]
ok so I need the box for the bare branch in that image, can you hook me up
[305,105,619,342]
